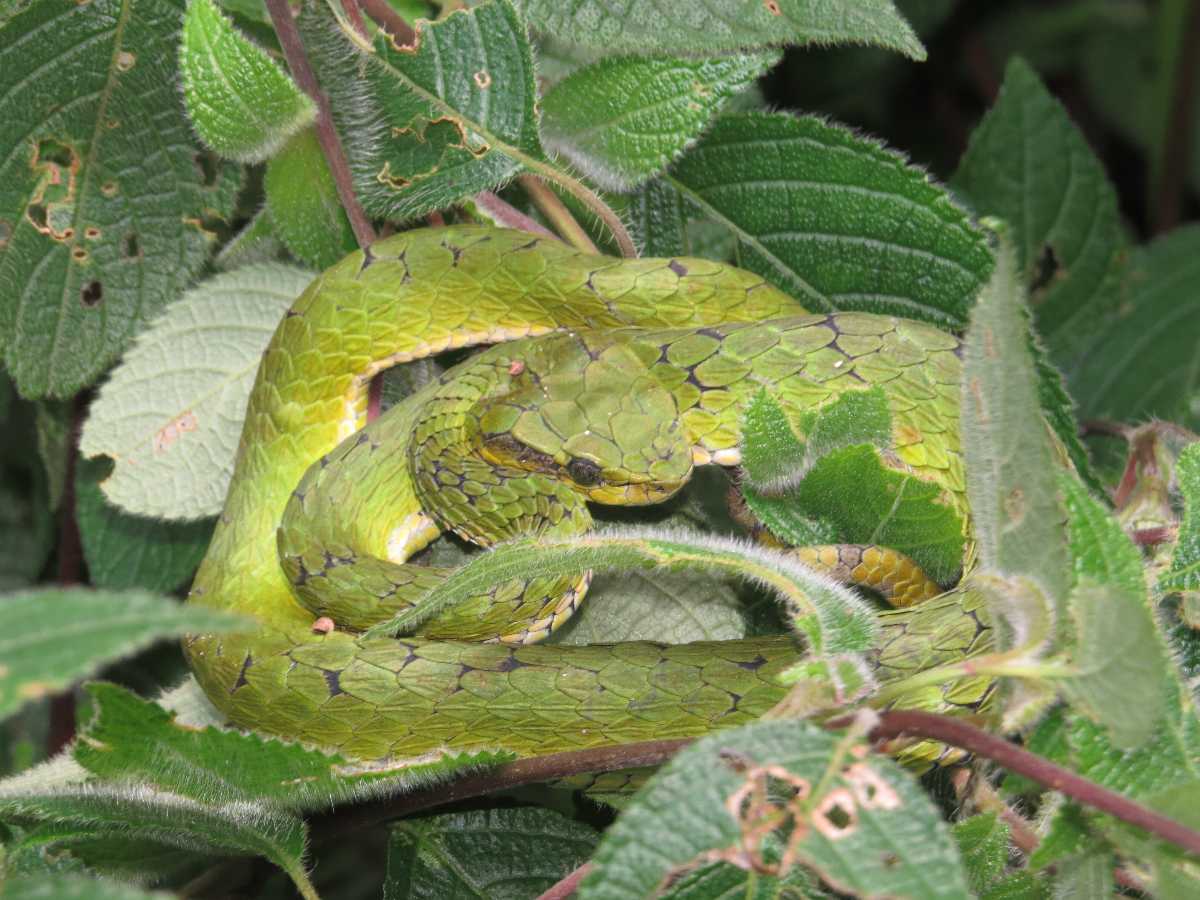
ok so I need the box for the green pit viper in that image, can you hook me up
[184,225,992,764]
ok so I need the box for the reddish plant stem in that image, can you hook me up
[1153,0,1200,233]
[360,0,417,44]
[862,710,1200,856]
[311,739,691,837]
[340,0,367,37]
[47,395,87,756]
[536,863,592,900]
[474,191,557,239]
[264,0,376,249]
[315,708,1200,862]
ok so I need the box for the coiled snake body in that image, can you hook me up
[184,226,990,762]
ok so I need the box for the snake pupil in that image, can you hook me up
[566,457,602,486]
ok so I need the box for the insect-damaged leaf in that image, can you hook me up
[302,0,545,222]
[0,0,240,398]
[578,720,970,900]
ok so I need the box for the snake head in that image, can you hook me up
[476,338,694,506]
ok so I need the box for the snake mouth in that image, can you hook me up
[584,479,687,506]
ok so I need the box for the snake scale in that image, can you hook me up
[184,225,991,763]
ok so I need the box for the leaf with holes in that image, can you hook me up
[302,0,551,222]
[79,263,312,519]
[541,53,778,191]
[652,112,993,328]
[578,720,970,900]
[180,0,315,162]
[0,0,240,398]
[515,0,924,58]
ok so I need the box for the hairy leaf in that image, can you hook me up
[0,784,315,898]
[0,875,175,900]
[370,525,877,659]
[953,813,1011,896]
[658,113,993,327]
[952,57,1126,360]
[551,570,747,645]
[79,263,312,519]
[1165,442,1200,592]
[515,0,925,59]
[264,127,357,270]
[961,232,1071,607]
[0,0,240,397]
[73,682,510,811]
[1068,226,1200,431]
[0,588,246,721]
[579,720,970,900]
[180,0,314,161]
[541,53,778,191]
[306,0,547,222]
[384,808,596,899]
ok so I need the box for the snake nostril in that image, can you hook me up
[566,457,603,486]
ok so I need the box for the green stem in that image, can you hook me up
[520,175,598,254]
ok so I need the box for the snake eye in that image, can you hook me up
[566,457,603,486]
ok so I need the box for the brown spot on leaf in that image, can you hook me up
[80,280,102,306]
[813,788,858,839]
[474,70,491,88]
[764,0,782,13]
[116,50,135,71]
[1004,486,1026,525]
[153,411,199,452]
[84,226,101,239]
[843,763,901,810]
[101,181,118,197]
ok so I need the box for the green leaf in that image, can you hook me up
[953,813,1011,895]
[75,458,212,592]
[79,263,312,519]
[791,445,967,586]
[0,875,175,900]
[384,808,597,899]
[951,57,1126,361]
[1061,580,1165,747]
[1165,442,1200,592]
[961,230,1071,607]
[551,569,747,645]
[541,53,778,191]
[0,785,316,899]
[740,389,807,487]
[0,588,246,721]
[371,525,877,659]
[264,127,357,270]
[0,0,240,398]
[658,112,993,328]
[1056,476,1167,746]
[180,0,315,162]
[1051,852,1113,900]
[515,0,926,59]
[579,720,970,900]
[306,0,547,222]
[73,682,511,812]
[1068,226,1200,431]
